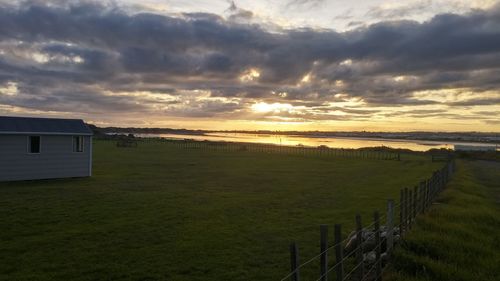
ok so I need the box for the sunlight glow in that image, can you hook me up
[340,59,352,66]
[0,81,18,96]
[30,51,84,64]
[301,73,311,83]
[239,68,261,82]
[394,76,406,82]
[251,102,293,113]
[272,91,288,97]
[32,52,50,63]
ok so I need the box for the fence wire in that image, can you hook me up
[279,160,455,281]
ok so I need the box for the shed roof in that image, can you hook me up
[0,116,93,135]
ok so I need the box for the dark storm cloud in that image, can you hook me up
[0,0,499,119]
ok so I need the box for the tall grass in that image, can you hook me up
[385,160,500,281]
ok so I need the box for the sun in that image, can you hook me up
[251,102,293,113]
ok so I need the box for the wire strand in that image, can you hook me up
[278,162,452,281]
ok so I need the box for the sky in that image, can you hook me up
[0,0,499,131]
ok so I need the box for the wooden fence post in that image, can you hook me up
[440,168,444,188]
[400,189,405,235]
[436,170,441,190]
[427,178,431,209]
[441,168,446,189]
[290,242,300,281]
[355,214,364,281]
[404,188,409,231]
[427,178,432,210]
[335,224,344,281]
[412,186,418,221]
[420,181,425,214]
[320,225,328,281]
[374,211,382,281]
[386,200,395,254]
[408,189,413,229]
[430,176,435,200]
[386,199,394,254]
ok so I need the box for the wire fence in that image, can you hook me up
[280,159,456,281]
[101,137,402,161]
[96,136,455,280]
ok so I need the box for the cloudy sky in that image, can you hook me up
[0,0,499,131]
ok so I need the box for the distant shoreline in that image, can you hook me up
[91,125,500,145]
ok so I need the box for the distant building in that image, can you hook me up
[0,116,93,181]
[454,144,496,152]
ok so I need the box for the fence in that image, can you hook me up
[280,159,456,281]
[116,139,138,148]
[103,137,402,161]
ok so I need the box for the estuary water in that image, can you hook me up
[132,132,498,152]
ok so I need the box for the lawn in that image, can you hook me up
[0,140,442,281]
[385,160,500,281]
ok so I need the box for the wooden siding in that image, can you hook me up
[0,135,91,181]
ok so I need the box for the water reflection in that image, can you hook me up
[133,132,497,152]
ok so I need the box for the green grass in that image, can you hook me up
[0,140,441,281]
[385,160,500,281]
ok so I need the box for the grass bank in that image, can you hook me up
[385,160,500,281]
[0,140,441,281]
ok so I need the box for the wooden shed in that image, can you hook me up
[0,116,93,181]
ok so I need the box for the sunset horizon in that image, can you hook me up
[1,0,499,131]
[1,2,499,280]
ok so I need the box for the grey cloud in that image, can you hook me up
[0,1,499,121]
[366,1,432,19]
[347,21,365,28]
[161,98,245,118]
[286,0,326,9]
[226,1,254,22]
[0,84,148,114]
[447,97,500,106]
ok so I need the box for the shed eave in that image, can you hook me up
[0,131,93,136]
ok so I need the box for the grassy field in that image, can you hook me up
[0,140,442,281]
[385,160,500,281]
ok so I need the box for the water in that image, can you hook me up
[130,132,498,152]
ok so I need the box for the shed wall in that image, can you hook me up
[0,135,91,181]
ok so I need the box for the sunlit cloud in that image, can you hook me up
[393,76,406,82]
[0,82,18,96]
[339,59,353,66]
[412,88,500,104]
[239,68,261,83]
[300,73,312,83]
[251,102,294,113]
